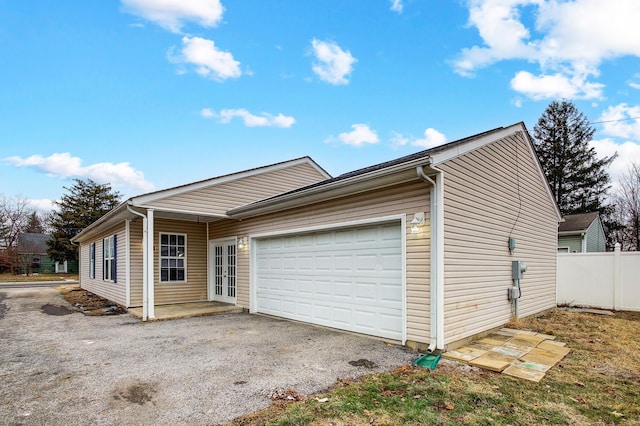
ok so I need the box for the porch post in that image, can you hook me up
[147,208,155,319]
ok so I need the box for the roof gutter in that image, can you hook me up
[416,165,445,351]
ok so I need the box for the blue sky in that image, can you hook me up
[2,0,640,210]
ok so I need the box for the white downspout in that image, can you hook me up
[127,206,149,321]
[416,166,446,351]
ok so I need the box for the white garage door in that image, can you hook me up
[255,222,403,340]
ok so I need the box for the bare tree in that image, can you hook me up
[0,195,33,272]
[615,163,640,251]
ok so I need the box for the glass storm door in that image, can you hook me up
[210,240,237,304]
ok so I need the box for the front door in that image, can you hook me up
[209,239,237,304]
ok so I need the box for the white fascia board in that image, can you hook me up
[558,230,587,236]
[431,122,563,222]
[429,125,521,166]
[71,201,132,243]
[228,157,431,219]
[134,205,229,221]
[133,157,329,206]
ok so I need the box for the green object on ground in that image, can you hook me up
[413,353,441,370]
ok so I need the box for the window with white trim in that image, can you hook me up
[103,235,116,282]
[89,242,96,279]
[160,233,186,282]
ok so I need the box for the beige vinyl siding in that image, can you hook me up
[208,181,432,344]
[79,223,127,306]
[558,235,583,253]
[145,163,326,215]
[438,133,558,346]
[129,218,144,307]
[153,219,208,305]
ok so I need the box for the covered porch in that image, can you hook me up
[128,300,243,321]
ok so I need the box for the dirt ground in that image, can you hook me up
[57,285,127,316]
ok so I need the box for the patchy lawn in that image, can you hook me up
[0,273,78,282]
[231,309,640,426]
[57,284,127,316]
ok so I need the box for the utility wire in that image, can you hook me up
[590,116,640,125]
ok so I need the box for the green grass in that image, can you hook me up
[232,309,640,426]
[0,273,78,283]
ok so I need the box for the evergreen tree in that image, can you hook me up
[24,211,46,234]
[47,179,121,262]
[533,99,616,215]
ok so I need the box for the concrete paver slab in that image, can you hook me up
[442,346,487,362]
[469,351,514,372]
[521,348,566,366]
[443,328,570,382]
[503,364,546,382]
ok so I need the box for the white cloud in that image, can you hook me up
[121,0,224,33]
[169,36,241,81]
[598,103,640,140]
[390,131,410,148]
[200,108,215,118]
[391,128,447,149]
[28,199,55,212]
[4,153,155,192]
[455,0,640,100]
[390,0,403,13]
[310,39,357,85]
[590,138,640,185]
[412,128,448,148]
[510,71,604,100]
[201,108,295,128]
[327,124,379,147]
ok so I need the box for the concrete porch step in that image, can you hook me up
[128,301,244,321]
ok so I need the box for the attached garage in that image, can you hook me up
[253,221,404,341]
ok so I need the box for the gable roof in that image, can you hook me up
[17,233,50,254]
[558,212,600,234]
[228,122,561,220]
[72,157,330,243]
[131,156,330,206]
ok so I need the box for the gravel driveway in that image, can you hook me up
[0,288,417,425]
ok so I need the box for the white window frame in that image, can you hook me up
[103,236,115,282]
[89,243,96,279]
[159,232,187,283]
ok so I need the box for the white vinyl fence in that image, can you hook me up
[557,245,640,311]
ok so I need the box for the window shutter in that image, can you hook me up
[103,239,107,280]
[113,234,117,283]
[90,243,95,279]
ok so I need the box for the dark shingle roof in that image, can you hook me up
[235,126,505,207]
[558,212,599,233]
[17,233,51,254]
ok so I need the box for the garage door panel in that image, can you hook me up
[334,281,352,298]
[255,222,403,341]
[282,278,296,293]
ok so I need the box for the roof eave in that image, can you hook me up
[71,201,133,243]
[228,157,433,219]
[558,230,586,236]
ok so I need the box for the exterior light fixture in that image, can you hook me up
[238,236,248,249]
[411,212,425,234]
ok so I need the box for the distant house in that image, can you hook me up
[17,233,78,274]
[73,122,561,350]
[557,212,606,253]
